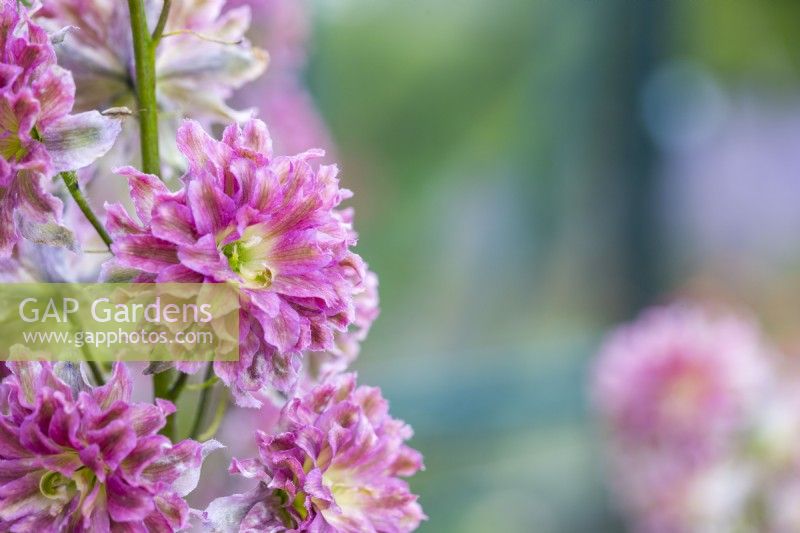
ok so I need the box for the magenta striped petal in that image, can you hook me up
[187,177,236,234]
[113,235,180,273]
[105,202,145,236]
[106,475,155,522]
[117,166,169,226]
[151,200,196,245]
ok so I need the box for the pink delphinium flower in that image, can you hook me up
[103,118,370,406]
[204,373,425,532]
[0,0,121,256]
[592,304,774,532]
[0,361,219,531]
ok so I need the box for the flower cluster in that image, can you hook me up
[204,374,425,532]
[0,1,424,531]
[0,361,217,531]
[0,0,120,256]
[104,118,369,406]
[592,303,800,532]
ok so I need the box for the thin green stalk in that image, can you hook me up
[190,364,215,439]
[197,391,227,441]
[60,171,113,250]
[127,0,161,177]
[151,0,172,47]
[186,374,218,391]
[154,370,177,439]
[126,0,192,439]
[158,371,187,441]
[166,371,189,401]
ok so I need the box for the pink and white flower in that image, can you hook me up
[0,0,121,256]
[592,304,775,532]
[0,361,219,531]
[204,373,425,532]
[103,118,372,406]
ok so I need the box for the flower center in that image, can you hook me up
[220,225,275,289]
[39,470,77,501]
[0,134,26,162]
[272,488,307,528]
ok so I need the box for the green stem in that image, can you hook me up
[154,370,177,439]
[127,0,161,177]
[197,391,227,441]
[151,0,172,47]
[190,364,215,440]
[166,371,188,401]
[158,371,188,441]
[60,171,113,250]
[152,371,170,397]
[186,374,218,391]
[127,0,186,439]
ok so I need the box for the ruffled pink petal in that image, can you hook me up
[116,166,170,225]
[150,200,197,245]
[106,475,155,522]
[176,119,231,176]
[0,472,52,522]
[187,176,236,234]
[112,235,180,273]
[31,64,74,129]
[175,234,232,280]
[104,202,145,236]
[92,363,132,410]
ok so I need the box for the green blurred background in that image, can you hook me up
[297,1,800,531]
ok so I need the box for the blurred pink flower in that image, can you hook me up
[592,304,776,532]
[593,304,771,460]
[204,373,425,532]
